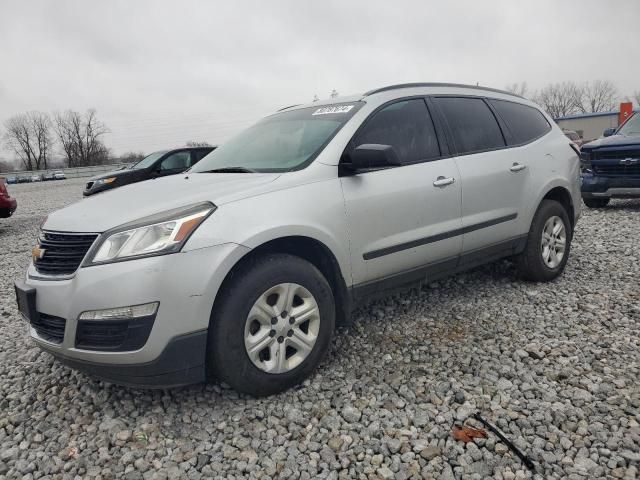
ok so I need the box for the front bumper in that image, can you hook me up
[581,173,640,199]
[20,242,249,387]
[42,330,208,388]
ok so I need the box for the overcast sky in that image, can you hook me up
[1,0,639,157]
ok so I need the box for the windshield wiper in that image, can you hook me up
[199,167,256,174]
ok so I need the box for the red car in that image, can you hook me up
[0,177,17,218]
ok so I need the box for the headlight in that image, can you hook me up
[86,202,215,265]
[95,177,117,186]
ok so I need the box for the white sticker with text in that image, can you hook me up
[312,105,354,115]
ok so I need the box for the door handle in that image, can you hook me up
[510,163,527,172]
[433,176,455,187]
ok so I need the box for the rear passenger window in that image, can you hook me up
[434,97,505,155]
[354,99,440,164]
[489,99,551,145]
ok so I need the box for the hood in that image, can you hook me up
[88,168,135,182]
[46,172,280,232]
[581,134,640,151]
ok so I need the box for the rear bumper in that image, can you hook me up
[581,173,640,198]
[40,330,208,388]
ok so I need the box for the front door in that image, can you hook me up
[340,98,463,289]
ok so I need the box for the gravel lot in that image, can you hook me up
[1,178,639,480]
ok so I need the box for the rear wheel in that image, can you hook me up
[208,254,335,396]
[516,200,572,282]
[583,198,610,209]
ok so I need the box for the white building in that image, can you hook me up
[555,109,639,143]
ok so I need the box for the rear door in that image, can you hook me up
[432,96,526,255]
[340,98,462,288]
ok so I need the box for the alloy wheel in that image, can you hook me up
[541,215,566,269]
[244,283,321,374]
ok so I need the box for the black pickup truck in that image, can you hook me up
[580,112,640,208]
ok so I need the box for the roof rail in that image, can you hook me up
[277,104,301,112]
[363,82,524,99]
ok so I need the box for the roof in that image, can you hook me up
[363,82,524,99]
[555,109,640,121]
[278,83,524,113]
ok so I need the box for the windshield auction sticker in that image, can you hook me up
[312,105,354,115]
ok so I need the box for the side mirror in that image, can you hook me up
[347,144,402,172]
[603,127,616,137]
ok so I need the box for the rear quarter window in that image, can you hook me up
[489,99,551,145]
[433,97,505,155]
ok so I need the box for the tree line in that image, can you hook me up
[505,80,640,119]
[1,109,112,172]
[0,107,213,173]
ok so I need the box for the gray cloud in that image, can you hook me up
[1,0,638,155]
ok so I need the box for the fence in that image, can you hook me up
[2,163,132,180]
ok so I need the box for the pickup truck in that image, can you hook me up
[580,111,640,208]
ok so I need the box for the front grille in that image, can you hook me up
[593,164,640,176]
[86,181,94,190]
[32,313,66,344]
[33,231,98,276]
[593,150,640,161]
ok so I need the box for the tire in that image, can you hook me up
[516,199,572,282]
[207,253,335,396]
[583,197,610,209]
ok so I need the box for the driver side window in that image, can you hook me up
[354,99,441,164]
[159,151,191,171]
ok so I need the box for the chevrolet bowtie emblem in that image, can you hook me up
[620,158,638,165]
[32,246,46,261]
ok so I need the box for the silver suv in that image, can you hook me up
[15,83,581,395]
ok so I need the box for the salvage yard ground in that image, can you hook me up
[0,178,639,479]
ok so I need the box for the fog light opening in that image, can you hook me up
[78,302,159,321]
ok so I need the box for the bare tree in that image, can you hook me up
[505,82,528,97]
[2,111,53,170]
[330,89,339,98]
[577,80,618,113]
[312,94,319,102]
[532,82,582,119]
[53,109,109,167]
[185,141,211,147]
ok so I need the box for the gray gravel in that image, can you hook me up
[1,178,639,479]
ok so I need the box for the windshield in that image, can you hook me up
[617,113,640,136]
[191,103,363,173]
[131,151,165,170]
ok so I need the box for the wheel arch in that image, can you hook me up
[212,235,352,327]
[541,185,576,228]
[529,180,578,230]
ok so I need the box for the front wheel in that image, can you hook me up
[208,254,335,396]
[516,200,572,282]
[583,197,610,209]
